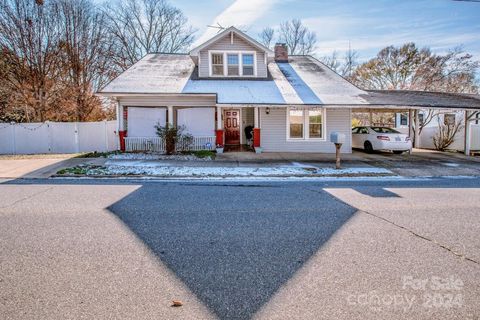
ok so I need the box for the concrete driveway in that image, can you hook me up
[0,178,479,319]
[218,149,480,177]
[0,155,106,179]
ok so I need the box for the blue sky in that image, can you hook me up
[172,0,480,62]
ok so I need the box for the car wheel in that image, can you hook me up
[364,141,374,153]
[393,151,404,154]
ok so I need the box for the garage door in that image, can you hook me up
[128,107,166,137]
[177,108,215,136]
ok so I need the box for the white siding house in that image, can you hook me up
[97,26,480,155]
[98,27,369,154]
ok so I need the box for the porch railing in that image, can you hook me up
[125,136,216,152]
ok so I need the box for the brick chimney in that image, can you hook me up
[274,43,288,62]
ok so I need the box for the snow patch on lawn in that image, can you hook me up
[100,164,392,177]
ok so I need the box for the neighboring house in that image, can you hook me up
[97,27,480,154]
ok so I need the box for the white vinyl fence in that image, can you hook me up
[0,121,118,154]
[472,125,480,151]
[125,136,216,152]
[418,124,480,151]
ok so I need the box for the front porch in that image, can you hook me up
[118,103,264,153]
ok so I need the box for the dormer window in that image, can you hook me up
[209,51,257,77]
[242,54,254,76]
[211,53,224,76]
[227,54,239,76]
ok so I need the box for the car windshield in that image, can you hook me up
[370,127,400,134]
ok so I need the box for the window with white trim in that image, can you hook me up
[242,54,254,76]
[289,109,304,138]
[227,54,239,76]
[287,108,325,140]
[211,53,224,76]
[308,109,322,138]
[209,51,256,77]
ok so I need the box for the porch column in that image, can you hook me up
[465,110,471,156]
[414,109,420,149]
[167,106,174,127]
[253,106,261,149]
[216,106,224,146]
[118,102,127,152]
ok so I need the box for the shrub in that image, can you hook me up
[155,123,193,155]
[433,120,463,151]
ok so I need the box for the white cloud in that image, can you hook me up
[192,0,279,47]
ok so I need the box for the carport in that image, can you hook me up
[355,90,480,155]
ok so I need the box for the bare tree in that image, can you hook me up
[278,19,316,55]
[258,27,274,49]
[104,0,196,70]
[56,0,114,121]
[0,0,63,122]
[341,46,359,78]
[433,118,463,151]
[320,51,341,73]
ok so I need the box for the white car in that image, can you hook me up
[352,126,412,154]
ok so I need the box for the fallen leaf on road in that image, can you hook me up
[172,300,183,307]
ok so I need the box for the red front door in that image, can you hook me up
[224,110,240,145]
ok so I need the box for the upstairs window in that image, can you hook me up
[211,53,224,76]
[242,54,254,76]
[209,51,256,77]
[227,54,239,76]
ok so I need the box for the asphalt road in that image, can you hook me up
[1,177,479,320]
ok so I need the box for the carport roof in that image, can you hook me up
[361,90,480,110]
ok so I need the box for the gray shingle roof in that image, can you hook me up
[363,90,480,110]
[100,54,195,94]
[98,53,480,109]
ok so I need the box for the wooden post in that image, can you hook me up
[408,109,413,139]
[335,143,342,169]
[414,109,420,149]
[369,111,373,126]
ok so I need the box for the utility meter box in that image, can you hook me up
[330,132,346,144]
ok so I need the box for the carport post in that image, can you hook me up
[414,109,420,148]
[464,110,471,156]
[408,109,413,139]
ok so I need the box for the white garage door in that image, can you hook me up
[128,107,166,137]
[177,108,215,136]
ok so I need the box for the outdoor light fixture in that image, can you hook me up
[265,107,270,115]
